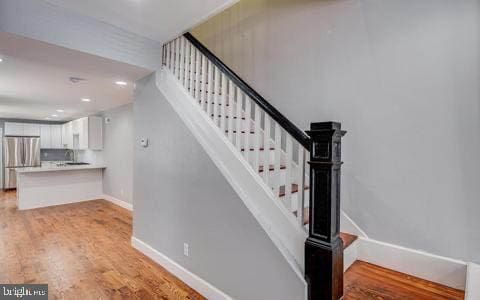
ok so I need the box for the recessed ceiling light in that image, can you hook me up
[0,58,3,63]
[45,117,51,120]
[81,98,91,102]
[51,114,58,117]
[56,109,64,113]
[115,81,128,86]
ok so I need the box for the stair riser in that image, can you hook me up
[280,192,310,212]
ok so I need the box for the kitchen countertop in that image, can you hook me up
[16,163,106,173]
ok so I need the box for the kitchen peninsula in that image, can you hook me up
[16,163,106,210]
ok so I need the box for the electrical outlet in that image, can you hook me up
[183,243,189,257]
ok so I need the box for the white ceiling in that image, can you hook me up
[0,32,151,121]
[43,0,237,42]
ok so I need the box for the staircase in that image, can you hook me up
[159,32,354,299]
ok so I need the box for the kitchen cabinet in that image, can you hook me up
[40,125,52,148]
[4,122,24,136]
[60,117,102,150]
[4,122,40,137]
[76,117,103,150]
[40,125,63,149]
[51,125,63,148]
[24,124,40,136]
[62,122,73,149]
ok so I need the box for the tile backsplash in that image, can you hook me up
[41,149,69,161]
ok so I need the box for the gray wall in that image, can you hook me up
[102,103,134,204]
[192,0,480,263]
[133,73,306,299]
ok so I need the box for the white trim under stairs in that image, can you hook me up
[132,237,232,300]
[103,194,133,211]
[344,236,467,290]
[466,262,480,299]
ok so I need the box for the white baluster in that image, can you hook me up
[253,104,261,173]
[194,50,201,100]
[273,123,282,199]
[200,56,207,110]
[297,147,307,226]
[174,39,180,77]
[227,81,235,142]
[284,135,293,206]
[244,97,252,163]
[179,38,185,82]
[213,67,220,126]
[236,88,243,150]
[189,48,196,96]
[166,43,171,69]
[220,74,228,132]
[206,61,214,116]
[168,41,175,72]
[263,114,271,184]
[184,41,190,88]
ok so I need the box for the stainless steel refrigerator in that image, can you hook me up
[3,136,41,189]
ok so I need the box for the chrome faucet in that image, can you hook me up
[65,149,76,163]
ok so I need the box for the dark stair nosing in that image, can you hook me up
[258,164,287,173]
[225,130,256,134]
[240,147,275,152]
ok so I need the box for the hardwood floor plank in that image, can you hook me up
[344,261,465,300]
[0,190,204,300]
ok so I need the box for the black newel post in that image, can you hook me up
[305,122,346,300]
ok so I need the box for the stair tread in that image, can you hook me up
[258,164,286,173]
[341,232,358,249]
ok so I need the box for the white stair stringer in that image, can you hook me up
[156,67,308,282]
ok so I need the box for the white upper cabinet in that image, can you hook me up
[4,122,24,136]
[40,125,52,148]
[62,122,73,149]
[24,124,40,136]
[61,117,103,150]
[4,122,40,137]
[76,116,103,150]
[40,124,63,149]
[51,125,63,149]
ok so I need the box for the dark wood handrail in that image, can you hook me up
[183,32,310,149]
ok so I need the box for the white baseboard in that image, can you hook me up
[102,194,133,211]
[466,263,480,299]
[131,237,232,300]
[356,237,467,290]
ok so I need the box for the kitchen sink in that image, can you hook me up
[66,162,90,165]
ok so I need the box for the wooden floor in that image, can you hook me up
[0,190,466,300]
[344,261,465,300]
[0,190,204,300]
